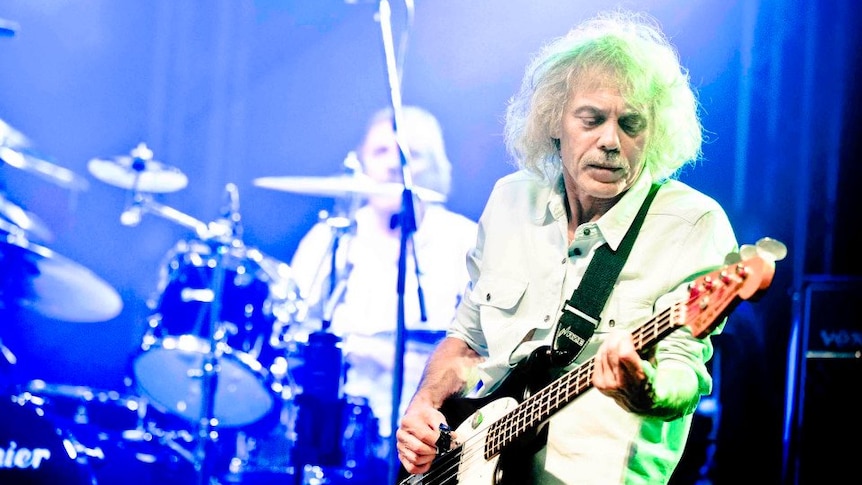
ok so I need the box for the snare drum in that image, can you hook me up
[133,239,306,428]
[0,395,96,485]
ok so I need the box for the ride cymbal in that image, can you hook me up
[0,236,123,322]
[253,174,446,203]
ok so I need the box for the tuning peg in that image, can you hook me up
[736,237,787,264]
[724,251,742,266]
[738,244,757,261]
[756,237,787,262]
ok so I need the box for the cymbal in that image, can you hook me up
[0,119,89,191]
[0,17,18,37]
[0,193,53,242]
[253,175,446,203]
[88,152,188,193]
[0,237,123,322]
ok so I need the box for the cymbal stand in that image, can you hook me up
[0,221,20,370]
[306,150,362,334]
[320,216,353,333]
[120,192,225,240]
[119,172,238,484]
[192,182,244,485]
[193,236,227,485]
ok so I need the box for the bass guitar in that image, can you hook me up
[399,253,776,485]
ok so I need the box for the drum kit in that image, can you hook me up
[0,134,403,484]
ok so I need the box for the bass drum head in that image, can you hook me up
[132,337,274,428]
[0,396,95,485]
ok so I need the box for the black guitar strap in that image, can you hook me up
[551,182,662,366]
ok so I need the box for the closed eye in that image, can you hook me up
[576,114,606,128]
[619,114,646,136]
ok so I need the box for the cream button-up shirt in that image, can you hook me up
[448,169,738,484]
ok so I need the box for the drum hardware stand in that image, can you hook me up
[0,314,17,393]
[117,170,244,483]
[1,199,26,371]
[193,183,243,485]
[0,340,15,367]
[193,238,226,485]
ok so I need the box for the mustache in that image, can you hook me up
[585,151,623,166]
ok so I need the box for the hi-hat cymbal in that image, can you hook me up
[0,236,123,322]
[0,119,89,191]
[88,156,188,193]
[253,175,446,203]
[0,193,53,242]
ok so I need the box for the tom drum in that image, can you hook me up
[132,239,306,428]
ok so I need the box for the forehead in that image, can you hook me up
[362,119,396,147]
[567,86,631,112]
[362,118,434,154]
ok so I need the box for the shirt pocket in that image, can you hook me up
[469,273,530,348]
[470,274,528,313]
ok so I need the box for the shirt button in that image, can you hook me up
[486,293,491,302]
[561,257,566,264]
[584,228,591,236]
[572,247,582,256]
[609,319,615,327]
[544,315,550,322]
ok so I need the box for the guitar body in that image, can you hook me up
[402,397,540,485]
[400,352,554,485]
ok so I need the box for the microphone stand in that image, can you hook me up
[375,1,420,482]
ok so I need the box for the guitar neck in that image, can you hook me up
[483,303,682,457]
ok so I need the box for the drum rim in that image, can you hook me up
[131,336,277,428]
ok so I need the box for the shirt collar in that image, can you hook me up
[539,168,655,251]
[537,176,567,224]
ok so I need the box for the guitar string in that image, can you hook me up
[409,305,678,485]
[405,268,742,484]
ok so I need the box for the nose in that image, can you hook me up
[597,123,620,154]
[386,166,403,182]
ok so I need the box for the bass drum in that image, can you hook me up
[133,238,307,428]
[0,395,96,485]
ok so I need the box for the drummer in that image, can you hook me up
[289,105,478,439]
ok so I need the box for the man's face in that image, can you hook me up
[359,120,432,213]
[555,86,648,200]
